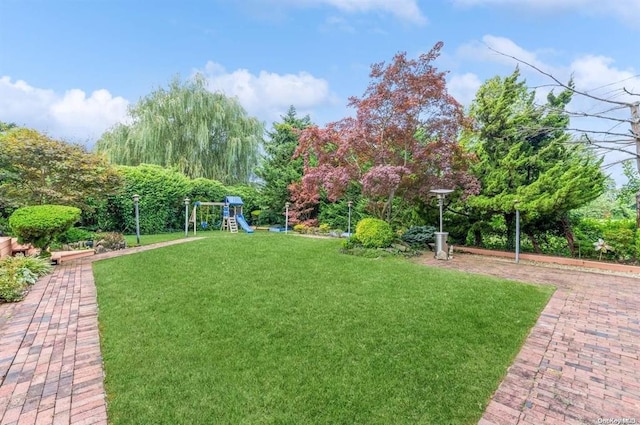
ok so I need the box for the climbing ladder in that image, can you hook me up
[227,216,238,233]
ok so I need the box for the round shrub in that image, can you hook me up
[355,218,394,248]
[401,225,436,248]
[9,205,81,252]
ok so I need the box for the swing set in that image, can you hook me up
[189,201,226,234]
[188,197,254,235]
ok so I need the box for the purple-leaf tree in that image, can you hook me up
[291,42,479,223]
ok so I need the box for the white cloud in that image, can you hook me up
[455,35,640,184]
[457,35,557,74]
[323,16,356,33]
[457,36,640,105]
[570,55,640,103]
[0,76,129,146]
[451,0,640,25]
[200,61,340,123]
[272,0,427,24]
[447,72,483,106]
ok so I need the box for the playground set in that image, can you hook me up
[189,196,254,235]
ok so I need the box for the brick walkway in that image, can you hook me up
[2,243,639,424]
[418,254,640,424]
[0,239,201,425]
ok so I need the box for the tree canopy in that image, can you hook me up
[293,42,478,223]
[464,69,606,252]
[0,127,121,211]
[255,106,310,225]
[95,76,263,185]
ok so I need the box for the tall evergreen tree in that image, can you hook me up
[95,76,263,185]
[465,69,606,253]
[255,106,311,225]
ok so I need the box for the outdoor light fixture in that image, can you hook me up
[132,194,141,245]
[515,200,520,264]
[184,198,190,237]
[430,189,454,260]
[347,201,353,236]
[285,202,290,234]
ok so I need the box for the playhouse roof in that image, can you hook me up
[225,196,243,205]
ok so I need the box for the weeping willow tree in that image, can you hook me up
[96,75,263,184]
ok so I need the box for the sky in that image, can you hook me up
[1,0,639,184]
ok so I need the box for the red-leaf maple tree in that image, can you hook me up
[291,42,479,223]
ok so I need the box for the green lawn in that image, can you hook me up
[93,232,553,424]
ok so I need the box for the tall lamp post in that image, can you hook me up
[184,198,190,237]
[285,202,290,234]
[132,194,141,245]
[515,200,520,264]
[347,201,353,236]
[430,189,453,260]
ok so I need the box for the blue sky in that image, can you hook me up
[1,0,638,182]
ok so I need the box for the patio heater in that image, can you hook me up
[430,189,453,260]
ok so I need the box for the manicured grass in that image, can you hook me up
[93,232,553,424]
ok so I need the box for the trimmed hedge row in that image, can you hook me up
[83,164,260,234]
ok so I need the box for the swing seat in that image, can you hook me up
[200,221,209,229]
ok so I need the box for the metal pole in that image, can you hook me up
[285,202,290,234]
[184,198,190,237]
[438,195,444,233]
[133,195,140,245]
[347,201,352,235]
[515,208,520,264]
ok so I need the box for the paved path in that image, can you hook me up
[0,239,201,425]
[417,254,640,424]
[2,242,638,424]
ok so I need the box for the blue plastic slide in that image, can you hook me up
[235,214,254,233]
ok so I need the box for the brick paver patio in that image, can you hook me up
[418,254,640,424]
[0,239,200,425]
[1,241,638,424]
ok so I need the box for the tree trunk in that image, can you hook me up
[474,228,483,247]
[527,232,543,254]
[384,190,396,223]
[561,216,576,256]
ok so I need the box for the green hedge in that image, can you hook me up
[574,218,637,261]
[9,205,81,251]
[84,164,262,233]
